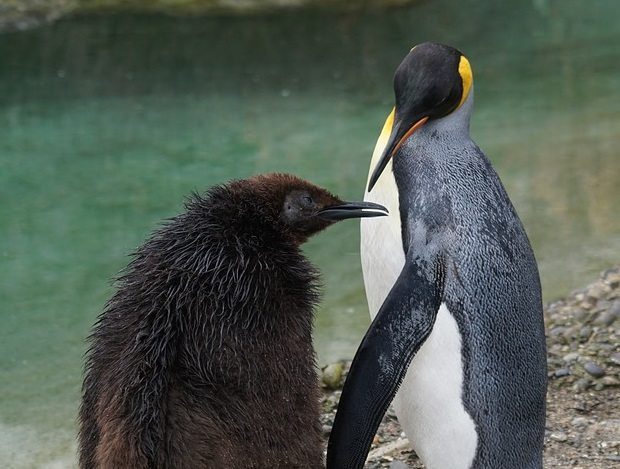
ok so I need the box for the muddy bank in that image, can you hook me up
[320,266,620,467]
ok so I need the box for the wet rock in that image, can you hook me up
[583,361,605,378]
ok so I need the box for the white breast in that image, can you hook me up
[360,111,478,469]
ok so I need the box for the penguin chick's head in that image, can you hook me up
[240,173,388,244]
[368,42,473,191]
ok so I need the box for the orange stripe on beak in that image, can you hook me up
[392,116,429,156]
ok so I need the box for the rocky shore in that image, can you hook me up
[320,266,620,468]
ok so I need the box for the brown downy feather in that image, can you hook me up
[78,174,346,469]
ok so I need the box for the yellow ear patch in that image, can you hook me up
[458,55,473,107]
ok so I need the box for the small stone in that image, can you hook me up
[573,378,591,392]
[322,424,332,436]
[554,368,570,378]
[372,434,382,445]
[562,326,579,341]
[579,326,593,340]
[594,382,605,391]
[550,431,568,442]
[549,326,566,337]
[389,462,409,469]
[322,362,344,390]
[571,417,588,428]
[593,311,617,327]
[601,376,620,387]
[563,352,579,363]
[587,284,608,300]
[573,308,589,322]
[610,352,620,366]
[583,361,605,378]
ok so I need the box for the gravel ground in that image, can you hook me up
[320,266,620,468]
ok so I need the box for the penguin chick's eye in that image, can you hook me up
[282,191,316,224]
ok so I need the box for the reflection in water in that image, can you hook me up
[1,1,619,465]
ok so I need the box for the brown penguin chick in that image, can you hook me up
[78,173,387,469]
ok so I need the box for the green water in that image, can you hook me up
[1,1,619,466]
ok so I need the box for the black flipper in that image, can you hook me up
[326,256,445,468]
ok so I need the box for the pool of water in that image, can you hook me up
[1,1,619,466]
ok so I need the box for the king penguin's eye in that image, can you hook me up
[303,195,313,205]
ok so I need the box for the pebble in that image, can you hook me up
[601,376,620,387]
[610,352,620,366]
[554,368,570,378]
[563,352,579,363]
[583,361,605,378]
[573,378,591,392]
[571,417,588,428]
[322,362,344,390]
[550,431,568,442]
[389,462,409,469]
[587,284,608,300]
[593,311,617,327]
[579,326,592,340]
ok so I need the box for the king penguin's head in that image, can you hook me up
[233,174,388,245]
[368,42,473,191]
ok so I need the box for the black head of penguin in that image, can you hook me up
[368,42,474,191]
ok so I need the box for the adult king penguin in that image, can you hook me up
[327,43,547,469]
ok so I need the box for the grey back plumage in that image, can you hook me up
[393,90,547,468]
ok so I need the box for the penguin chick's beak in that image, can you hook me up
[367,115,429,192]
[317,201,389,221]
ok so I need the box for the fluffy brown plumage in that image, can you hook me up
[78,173,384,469]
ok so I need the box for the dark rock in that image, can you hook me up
[554,368,570,378]
[583,361,605,378]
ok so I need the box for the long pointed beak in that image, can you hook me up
[367,115,429,192]
[317,201,389,221]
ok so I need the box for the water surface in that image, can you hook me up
[1,1,619,465]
